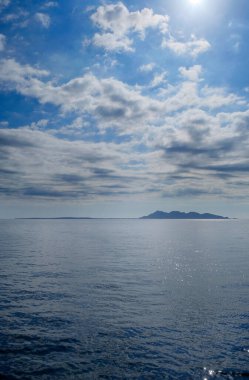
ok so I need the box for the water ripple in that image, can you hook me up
[0,219,249,379]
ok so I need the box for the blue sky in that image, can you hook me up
[0,0,249,218]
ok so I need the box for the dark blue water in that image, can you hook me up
[0,219,248,379]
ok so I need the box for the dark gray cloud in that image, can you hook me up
[54,174,85,184]
[0,127,148,201]
[162,136,237,159]
[22,187,69,198]
[95,105,126,119]
[163,187,224,198]
[0,134,35,148]
[0,168,19,175]
[0,186,16,195]
[200,162,249,173]
[91,168,115,177]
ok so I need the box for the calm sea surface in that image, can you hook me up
[0,219,248,379]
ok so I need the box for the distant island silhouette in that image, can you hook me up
[141,210,229,219]
[16,211,230,220]
[16,217,92,220]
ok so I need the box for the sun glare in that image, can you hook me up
[190,0,201,5]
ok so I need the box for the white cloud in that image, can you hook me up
[200,86,244,109]
[43,1,58,8]
[89,2,210,60]
[0,58,249,201]
[35,12,50,28]
[90,2,169,52]
[150,72,167,88]
[85,6,96,13]
[0,59,162,129]
[0,58,245,133]
[91,2,169,36]
[1,9,29,25]
[0,33,6,51]
[179,65,202,82]
[92,32,134,52]
[162,34,211,58]
[139,63,155,72]
[1,101,249,202]
[0,59,49,85]
[28,119,49,130]
[90,3,210,57]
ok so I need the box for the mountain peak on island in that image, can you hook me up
[141,210,229,219]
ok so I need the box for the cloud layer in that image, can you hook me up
[0,56,248,201]
[90,2,169,52]
[0,0,249,211]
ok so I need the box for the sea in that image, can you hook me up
[0,219,248,379]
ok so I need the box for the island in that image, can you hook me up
[16,212,230,220]
[140,210,229,219]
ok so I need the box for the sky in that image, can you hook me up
[0,0,249,218]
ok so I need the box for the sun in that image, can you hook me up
[190,0,201,5]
